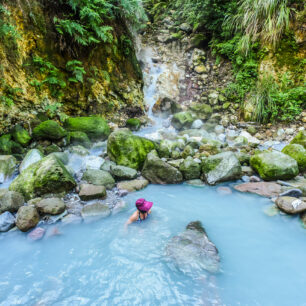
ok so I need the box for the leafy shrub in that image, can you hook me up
[66,60,86,83]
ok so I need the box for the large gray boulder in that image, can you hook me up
[0,190,24,214]
[35,198,66,215]
[110,165,137,180]
[179,157,201,180]
[81,202,111,223]
[16,206,40,232]
[79,184,106,201]
[142,151,183,184]
[82,169,115,189]
[9,155,76,200]
[0,211,15,232]
[275,197,306,214]
[202,152,242,185]
[19,149,44,173]
[0,155,16,183]
[165,221,220,274]
[117,179,149,192]
[250,151,299,181]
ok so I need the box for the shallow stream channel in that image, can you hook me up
[0,41,305,306]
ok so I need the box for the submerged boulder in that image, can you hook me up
[0,155,16,183]
[234,182,282,198]
[282,144,306,172]
[16,206,40,232]
[202,152,242,185]
[165,221,220,274]
[0,211,15,232]
[250,151,299,181]
[81,202,111,222]
[9,155,76,200]
[107,129,155,170]
[142,151,183,184]
[19,149,44,173]
[33,120,67,140]
[82,169,115,189]
[290,130,306,148]
[64,116,110,140]
[0,190,24,214]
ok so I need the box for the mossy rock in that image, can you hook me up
[64,116,110,140]
[33,120,67,140]
[126,118,141,131]
[250,151,299,181]
[190,103,212,120]
[190,34,208,48]
[171,112,194,130]
[9,155,76,200]
[0,134,24,154]
[179,157,201,180]
[12,125,31,147]
[290,131,306,148]
[107,129,155,170]
[282,144,306,172]
[45,144,61,155]
[67,131,91,149]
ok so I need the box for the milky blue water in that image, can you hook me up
[0,184,305,305]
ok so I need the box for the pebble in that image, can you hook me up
[250,176,261,182]
[217,186,232,195]
[27,227,45,241]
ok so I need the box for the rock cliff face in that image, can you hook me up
[0,0,144,133]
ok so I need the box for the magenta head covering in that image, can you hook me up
[136,198,153,212]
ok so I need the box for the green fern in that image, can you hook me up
[66,60,86,83]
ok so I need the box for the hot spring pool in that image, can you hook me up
[0,184,305,305]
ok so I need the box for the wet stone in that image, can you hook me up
[0,211,15,232]
[279,189,303,198]
[27,227,45,241]
[275,197,306,214]
[79,184,106,201]
[217,186,232,195]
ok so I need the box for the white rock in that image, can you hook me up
[191,119,203,129]
[215,125,224,135]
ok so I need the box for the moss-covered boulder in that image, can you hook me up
[282,144,306,172]
[171,112,194,130]
[33,120,67,140]
[67,131,91,148]
[142,151,183,184]
[290,130,306,148]
[64,116,110,140]
[0,155,17,183]
[202,152,242,185]
[107,129,155,170]
[12,125,31,147]
[179,157,201,180]
[0,190,24,214]
[250,151,299,181]
[190,103,212,120]
[9,155,76,200]
[126,118,141,131]
[0,135,24,154]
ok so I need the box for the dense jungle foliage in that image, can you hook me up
[146,0,305,123]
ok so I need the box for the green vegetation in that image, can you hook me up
[66,60,86,83]
[52,0,146,47]
[30,56,66,98]
[0,79,23,107]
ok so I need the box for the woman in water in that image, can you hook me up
[125,198,153,226]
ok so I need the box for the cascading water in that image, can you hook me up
[0,33,306,306]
